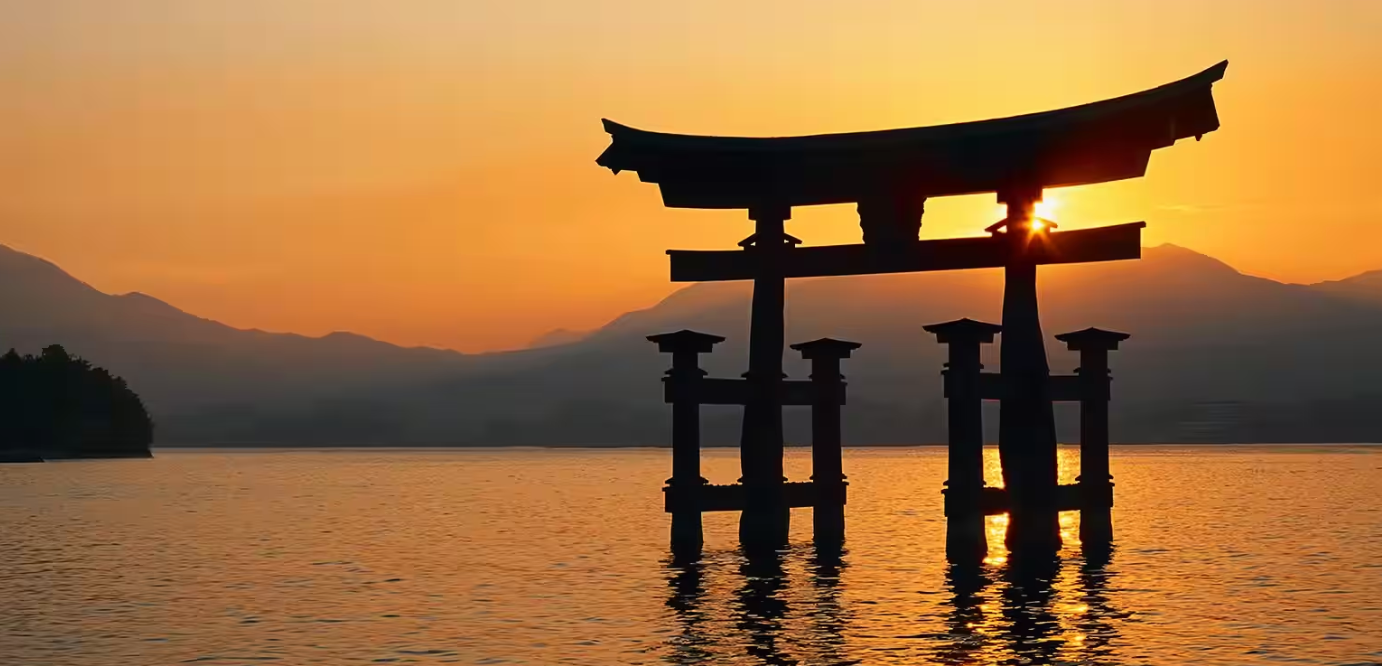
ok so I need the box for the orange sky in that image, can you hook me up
[1,1,1380,352]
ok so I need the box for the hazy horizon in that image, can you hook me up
[3,239,1375,355]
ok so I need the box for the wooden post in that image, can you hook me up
[1056,328,1130,547]
[857,193,925,245]
[790,337,862,543]
[649,329,725,553]
[995,188,1061,553]
[740,205,792,547]
[925,318,1002,561]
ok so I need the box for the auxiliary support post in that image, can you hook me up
[649,330,725,554]
[1056,328,1131,547]
[791,338,862,545]
[926,319,1003,562]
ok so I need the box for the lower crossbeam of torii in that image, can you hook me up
[599,60,1228,556]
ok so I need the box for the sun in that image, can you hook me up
[988,193,1061,232]
[1029,196,1060,231]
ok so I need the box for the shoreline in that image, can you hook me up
[146,442,1382,452]
[1,450,154,462]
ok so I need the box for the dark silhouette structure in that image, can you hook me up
[924,318,1003,561]
[602,62,1228,553]
[650,331,859,551]
[925,321,1131,555]
[0,344,153,461]
[1059,328,1131,545]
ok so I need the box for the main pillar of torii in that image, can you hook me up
[993,188,1063,551]
[737,206,795,543]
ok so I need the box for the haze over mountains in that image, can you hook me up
[4,242,1382,446]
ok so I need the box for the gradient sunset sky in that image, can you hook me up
[1,1,1379,351]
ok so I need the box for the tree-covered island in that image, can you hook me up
[0,345,153,461]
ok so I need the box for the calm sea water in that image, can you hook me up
[2,446,1380,666]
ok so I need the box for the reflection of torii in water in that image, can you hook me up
[935,545,1131,664]
[662,544,853,666]
[603,61,1228,553]
[662,543,1131,664]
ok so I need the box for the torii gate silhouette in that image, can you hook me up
[598,61,1228,555]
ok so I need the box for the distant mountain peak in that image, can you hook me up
[528,328,590,349]
[1314,268,1382,288]
[320,331,372,340]
[1,243,83,276]
[315,331,395,346]
[0,244,112,302]
[0,243,67,270]
[1142,243,1241,275]
[114,291,189,315]
[1309,267,1382,305]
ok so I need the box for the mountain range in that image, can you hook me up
[4,242,1382,445]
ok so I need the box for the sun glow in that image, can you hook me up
[989,193,1061,232]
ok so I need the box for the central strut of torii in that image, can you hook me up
[598,61,1228,552]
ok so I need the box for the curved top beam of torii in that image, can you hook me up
[597,61,1227,210]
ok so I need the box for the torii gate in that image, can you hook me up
[598,61,1228,552]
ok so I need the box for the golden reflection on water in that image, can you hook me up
[3,447,1380,665]
[663,534,1127,666]
[983,514,1010,566]
[980,444,1082,489]
[660,446,1196,665]
[664,446,1123,665]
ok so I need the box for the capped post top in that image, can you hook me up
[984,216,1061,234]
[737,231,803,248]
[1055,327,1131,351]
[790,337,863,360]
[923,318,1003,344]
[647,330,726,354]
